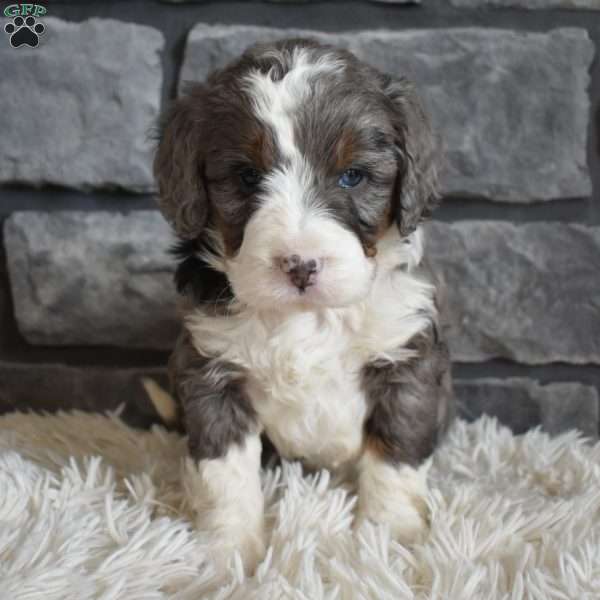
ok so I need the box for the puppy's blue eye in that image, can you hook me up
[240,168,262,187]
[338,168,364,189]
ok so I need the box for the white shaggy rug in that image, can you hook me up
[1,410,600,600]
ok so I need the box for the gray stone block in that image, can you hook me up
[451,0,600,9]
[456,378,599,439]
[426,222,600,364]
[180,24,593,203]
[0,18,164,192]
[0,362,169,429]
[4,211,178,349]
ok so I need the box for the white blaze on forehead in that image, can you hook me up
[243,47,345,161]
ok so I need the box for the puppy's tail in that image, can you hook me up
[141,377,179,427]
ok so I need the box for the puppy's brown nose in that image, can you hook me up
[279,254,322,292]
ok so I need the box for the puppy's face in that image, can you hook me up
[155,40,438,310]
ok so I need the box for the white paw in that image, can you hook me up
[204,518,266,575]
[355,494,429,545]
[356,453,431,545]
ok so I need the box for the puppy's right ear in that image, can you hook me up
[153,86,209,239]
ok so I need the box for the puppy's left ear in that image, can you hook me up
[383,76,440,238]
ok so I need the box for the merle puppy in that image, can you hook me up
[153,38,453,572]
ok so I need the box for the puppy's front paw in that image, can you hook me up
[356,453,431,545]
[204,517,266,575]
[355,492,428,545]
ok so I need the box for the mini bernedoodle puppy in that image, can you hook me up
[152,38,454,572]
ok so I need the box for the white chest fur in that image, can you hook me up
[185,229,435,471]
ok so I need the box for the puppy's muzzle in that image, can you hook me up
[278,254,323,293]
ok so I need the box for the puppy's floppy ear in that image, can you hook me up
[153,86,209,239]
[383,76,439,238]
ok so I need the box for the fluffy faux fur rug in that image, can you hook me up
[1,409,599,600]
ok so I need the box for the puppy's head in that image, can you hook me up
[154,39,438,310]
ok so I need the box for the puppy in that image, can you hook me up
[153,39,453,572]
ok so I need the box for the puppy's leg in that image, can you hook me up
[356,448,431,543]
[357,326,453,544]
[171,332,265,572]
[184,434,265,572]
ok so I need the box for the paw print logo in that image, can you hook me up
[4,15,45,48]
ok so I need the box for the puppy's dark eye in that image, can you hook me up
[239,168,262,188]
[338,168,364,189]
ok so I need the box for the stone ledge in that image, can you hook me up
[181,24,593,203]
[0,18,164,192]
[0,362,169,429]
[456,378,599,439]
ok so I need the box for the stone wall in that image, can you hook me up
[1,0,599,437]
